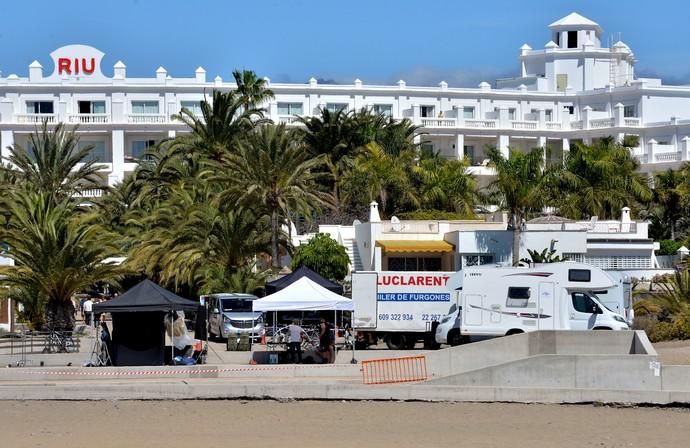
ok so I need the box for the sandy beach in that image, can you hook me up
[1,400,688,448]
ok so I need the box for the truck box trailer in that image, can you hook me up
[460,262,629,337]
[352,271,457,349]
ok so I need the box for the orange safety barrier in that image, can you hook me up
[361,355,428,385]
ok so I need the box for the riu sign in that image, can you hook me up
[57,57,96,75]
[48,44,107,80]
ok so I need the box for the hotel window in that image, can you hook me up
[462,254,494,268]
[128,140,156,161]
[277,102,303,116]
[556,74,568,92]
[26,101,54,114]
[545,109,553,122]
[565,106,575,115]
[372,104,393,117]
[508,108,516,120]
[326,103,348,113]
[567,30,578,48]
[78,141,108,163]
[131,101,159,115]
[420,105,435,118]
[180,101,203,116]
[463,106,475,119]
[78,100,105,114]
[420,142,434,154]
[624,105,636,117]
[387,257,442,272]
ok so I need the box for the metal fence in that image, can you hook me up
[0,331,81,355]
[361,355,428,385]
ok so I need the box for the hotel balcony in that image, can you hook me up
[68,113,109,124]
[15,113,57,124]
[127,114,168,124]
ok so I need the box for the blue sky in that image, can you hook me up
[1,0,689,86]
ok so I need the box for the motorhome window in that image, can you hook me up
[571,292,597,314]
[568,269,591,282]
[220,299,253,312]
[506,287,530,308]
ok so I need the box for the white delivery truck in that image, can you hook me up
[460,262,630,337]
[352,271,458,349]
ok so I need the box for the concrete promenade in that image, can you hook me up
[1,331,690,404]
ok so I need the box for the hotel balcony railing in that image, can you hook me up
[655,151,682,162]
[589,118,615,129]
[464,119,497,129]
[420,117,457,128]
[127,114,167,124]
[624,117,641,127]
[68,114,109,124]
[15,113,58,124]
[277,116,301,125]
[511,120,538,130]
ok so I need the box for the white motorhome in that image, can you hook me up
[352,271,457,349]
[598,271,634,324]
[460,263,629,336]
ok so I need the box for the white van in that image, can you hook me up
[203,293,263,341]
[460,262,629,337]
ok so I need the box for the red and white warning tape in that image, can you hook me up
[14,364,358,377]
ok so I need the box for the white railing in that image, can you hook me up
[590,222,638,234]
[68,114,109,124]
[420,118,456,128]
[624,117,640,127]
[570,120,583,129]
[382,221,439,233]
[73,188,104,198]
[590,118,615,128]
[545,121,562,130]
[15,113,57,124]
[278,116,300,125]
[635,154,649,164]
[655,152,681,162]
[511,120,538,130]
[127,114,167,124]
[464,119,497,129]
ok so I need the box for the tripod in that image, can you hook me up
[89,322,112,367]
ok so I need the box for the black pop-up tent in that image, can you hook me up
[265,265,344,295]
[93,280,198,366]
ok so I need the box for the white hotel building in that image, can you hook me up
[2,12,690,189]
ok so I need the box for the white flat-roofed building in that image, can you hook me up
[2,13,690,187]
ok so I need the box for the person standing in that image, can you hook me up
[319,318,335,364]
[83,297,94,327]
[287,319,305,364]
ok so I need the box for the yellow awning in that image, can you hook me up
[376,240,455,253]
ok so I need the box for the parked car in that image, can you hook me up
[203,293,263,341]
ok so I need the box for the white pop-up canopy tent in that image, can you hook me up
[253,276,353,312]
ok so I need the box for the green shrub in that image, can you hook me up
[657,239,682,256]
[645,313,690,342]
[396,209,473,220]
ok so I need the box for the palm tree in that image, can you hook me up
[484,147,549,266]
[1,122,104,199]
[648,168,686,240]
[232,69,275,110]
[649,269,690,321]
[341,142,418,217]
[173,89,264,163]
[413,150,477,215]
[126,180,273,293]
[219,124,333,269]
[0,191,124,330]
[558,139,652,219]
